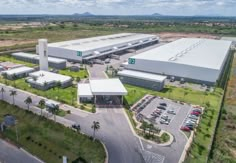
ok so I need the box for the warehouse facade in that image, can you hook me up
[118,70,166,91]
[123,38,232,85]
[2,66,35,80]
[46,33,159,62]
[12,52,67,69]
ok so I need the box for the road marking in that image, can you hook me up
[139,138,144,150]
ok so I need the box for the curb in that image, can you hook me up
[101,142,109,163]
[20,148,44,163]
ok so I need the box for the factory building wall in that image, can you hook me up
[48,47,82,62]
[29,80,72,90]
[119,76,165,91]
[126,59,220,84]
[12,55,66,69]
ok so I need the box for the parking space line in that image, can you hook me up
[139,138,144,150]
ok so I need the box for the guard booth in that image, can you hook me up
[78,79,128,107]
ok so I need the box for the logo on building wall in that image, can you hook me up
[77,51,82,57]
[128,58,135,64]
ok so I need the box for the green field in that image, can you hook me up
[0,77,77,106]
[124,84,223,163]
[209,53,236,163]
[59,68,88,79]
[0,55,36,67]
[0,101,106,163]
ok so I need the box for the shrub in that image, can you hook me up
[66,110,71,114]
[26,136,31,141]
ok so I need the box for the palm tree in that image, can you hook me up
[24,96,32,111]
[1,87,5,100]
[48,104,59,122]
[9,90,17,105]
[91,121,100,141]
[148,124,154,137]
[141,121,148,135]
[38,99,45,116]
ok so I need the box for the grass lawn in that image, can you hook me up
[0,101,106,163]
[0,55,36,67]
[124,84,223,163]
[208,53,236,163]
[0,77,77,107]
[59,68,89,79]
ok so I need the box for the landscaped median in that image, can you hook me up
[0,100,106,163]
[124,108,173,145]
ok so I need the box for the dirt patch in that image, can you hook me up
[158,32,220,42]
[0,40,36,47]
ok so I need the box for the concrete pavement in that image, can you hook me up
[0,139,42,163]
[0,83,187,163]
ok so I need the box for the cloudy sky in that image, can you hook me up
[0,0,235,16]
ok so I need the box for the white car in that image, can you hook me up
[160,119,169,125]
[167,109,176,115]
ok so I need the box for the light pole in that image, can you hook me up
[15,120,19,143]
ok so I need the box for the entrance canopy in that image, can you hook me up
[78,83,93,98]
[90,79,128,96]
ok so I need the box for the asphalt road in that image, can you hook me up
[0,83,187,163]
[0,139,42,163]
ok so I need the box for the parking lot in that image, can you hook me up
[133,95,203,137]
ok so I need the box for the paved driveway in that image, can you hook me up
[0,84,187,163]
[0,139,42,163]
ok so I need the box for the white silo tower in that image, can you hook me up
[38,39,49,71]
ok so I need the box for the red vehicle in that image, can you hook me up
[180,126,191,132]
[191,111,201,116]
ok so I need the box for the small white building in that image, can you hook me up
[78,79,127,106]
[2,66,35,80]
[27,70,72,90]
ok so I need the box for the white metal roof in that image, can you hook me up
[131,38,232,69]
[89,79,128,96]
[2,66,34,76]
[29,71,71,86]
[48,33,157,52]
[12,52,67,63]
[78,83,93,98]
[118,70,167,82]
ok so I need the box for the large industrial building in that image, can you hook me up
[45,33,158,62]
[2,66,35,80]
[119,38,232,86]
[12,52,67,69]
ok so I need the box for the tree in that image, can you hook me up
[24,96,32,111]
[38,99,46,116]
[91,121,100,141]
[1,87,5,100]
[48,104,59,122]
[71,90,76,105]
[148,124,154,136]
[9,90,17,105]
[141,121,148,135]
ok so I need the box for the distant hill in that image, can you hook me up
[151,13,163,16]
[73,12,94,16]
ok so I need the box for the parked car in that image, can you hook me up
[185,120,196,125]
[192,109,202,113]
[188,115,198,120]
[191,111,201,116]
[180,126,191,132]
[186,118,197,123]
[157,106,166,110]
[160,103,167,107]
[183,125,194,130]
[184,123,195,128]
[161,115,168,120]
[167,109,176,115]
[160,119,169,125]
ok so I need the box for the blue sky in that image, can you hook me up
[0,0,235,16]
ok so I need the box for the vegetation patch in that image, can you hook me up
[0,101,106,163]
